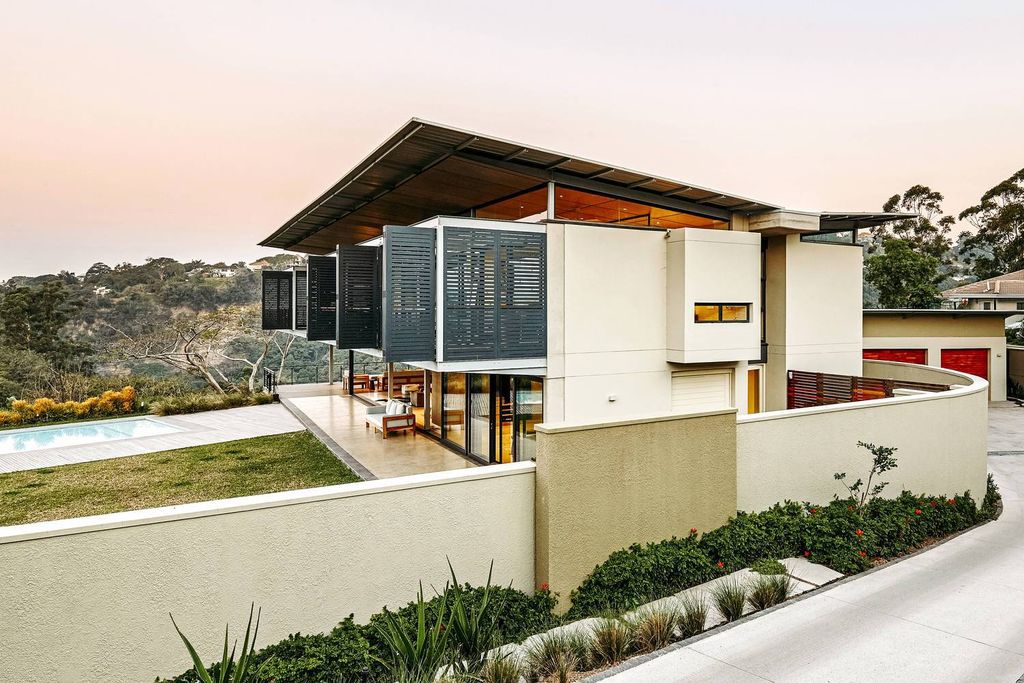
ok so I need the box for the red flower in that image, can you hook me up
[930,501,938,507]
[915,509,922,515]
[690,527,698,535]
[855,529,864,537]
[809,508,818,514]
[848,505,856,511]
[858,550,867,557]
[948,498,957,505]
[716,561,725,569]
[539,582,549,592]
[803,550,811,557]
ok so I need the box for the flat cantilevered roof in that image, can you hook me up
[863,308,1018,318]
[260,118,783,252]
[819,212,918,231]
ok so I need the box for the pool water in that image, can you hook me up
[0,418,182,455]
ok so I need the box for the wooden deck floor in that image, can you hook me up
[283,393,477,479]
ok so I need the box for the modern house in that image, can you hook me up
[943,269,1024,325]
[258,119,934,464]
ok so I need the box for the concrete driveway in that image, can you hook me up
[599,405,1024,682]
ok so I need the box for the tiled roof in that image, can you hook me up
[943,269,1024,297]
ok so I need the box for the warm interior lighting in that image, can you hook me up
[554,186,728,229]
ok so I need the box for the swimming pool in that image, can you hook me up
[0,417,182,455]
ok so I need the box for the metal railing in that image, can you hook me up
[262,368,278,394]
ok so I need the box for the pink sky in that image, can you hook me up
[1,0,1022,280]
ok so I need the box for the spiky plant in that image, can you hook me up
[676,594,709,639]
[373,582,450,683]
[169,603,269,683]
[525,630,590,681]
[590,618,633,666]
[631,606,678,653]
[447,559,510,675]
[475,652,526,683]
[748,574,793,611]
[710,579,747,623]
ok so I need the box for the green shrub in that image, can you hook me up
[676,594,709,639]
[749,558,787,575]
[151,391,273,416]
[982,474,1001,519]
[710,579,747,622]
[697,502,803,570]
[567,537,714,619]
[254,617,371,683]
[748,575,792,611]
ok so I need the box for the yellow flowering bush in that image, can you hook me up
[0,387,138,427]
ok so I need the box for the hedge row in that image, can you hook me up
[566,477,999,619]
[0,386,138,427]
[160,584,558,683]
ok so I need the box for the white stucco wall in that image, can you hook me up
[666,228,761,363]
[547,223,674,422]
[0,464,536,683]
[764,236,864,409]
[736,364,988,511]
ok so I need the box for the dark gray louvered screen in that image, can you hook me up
[294,270,308,330]
[443,228,546,361]
[498,231,546,358]
[306,255,337,341]
[337,246,381,349]
[261,271,292,330]
[383,226,436,362]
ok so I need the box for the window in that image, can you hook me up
[983,302,992,310]
[694,303,751,323]
[554,186,728,230]
[800,230,859,245]
[1016,301,1024,311]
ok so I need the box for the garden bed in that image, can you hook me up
[0,431,359,526]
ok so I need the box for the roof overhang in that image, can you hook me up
[260,118,781,252]
[819,212,918,232]
[863,308,1018,318]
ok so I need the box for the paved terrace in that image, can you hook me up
[0,404,303,473]
[599,403,1024,683]
[278,383,476,479]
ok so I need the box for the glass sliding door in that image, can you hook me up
[468,374,491,460]
[495,376,515,464]
[442,372,466,449]
[514,376,543,461]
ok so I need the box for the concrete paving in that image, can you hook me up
[600,409,1024,682]
[0,404,303,473]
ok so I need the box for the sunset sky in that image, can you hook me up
[2,0,1022,280]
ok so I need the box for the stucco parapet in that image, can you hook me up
[0,461,537,545]
[536,409,737,434]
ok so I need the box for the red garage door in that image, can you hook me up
[940,348,989,380]
[863,349,927,364]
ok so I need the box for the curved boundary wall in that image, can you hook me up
[0,463,536,683]
[736,360,989,512]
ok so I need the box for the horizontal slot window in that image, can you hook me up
[800,230,859,245]
[694,303,750,324]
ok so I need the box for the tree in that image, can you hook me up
[864,238,942,308]
[960,168,1024,279]
[106,311,235,394]
[871,185,955,260]
[0,281,91,365]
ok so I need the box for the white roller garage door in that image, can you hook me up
[671,370,733,412]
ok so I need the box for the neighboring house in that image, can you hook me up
[863,309,1011,401]
[257,119,927,464]
[943,269,1024,325]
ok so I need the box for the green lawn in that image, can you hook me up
[0,431,360,526]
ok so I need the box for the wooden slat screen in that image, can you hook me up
[261,271,292,330]
[384,226,435,362]
[787,369,951,410]
[306,255,337,341]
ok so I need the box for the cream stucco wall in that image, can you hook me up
[534,410,737,607]
[0,465,536,683]
[736,364,988,512]
[666,228,761,363]
[764,236,864,410]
